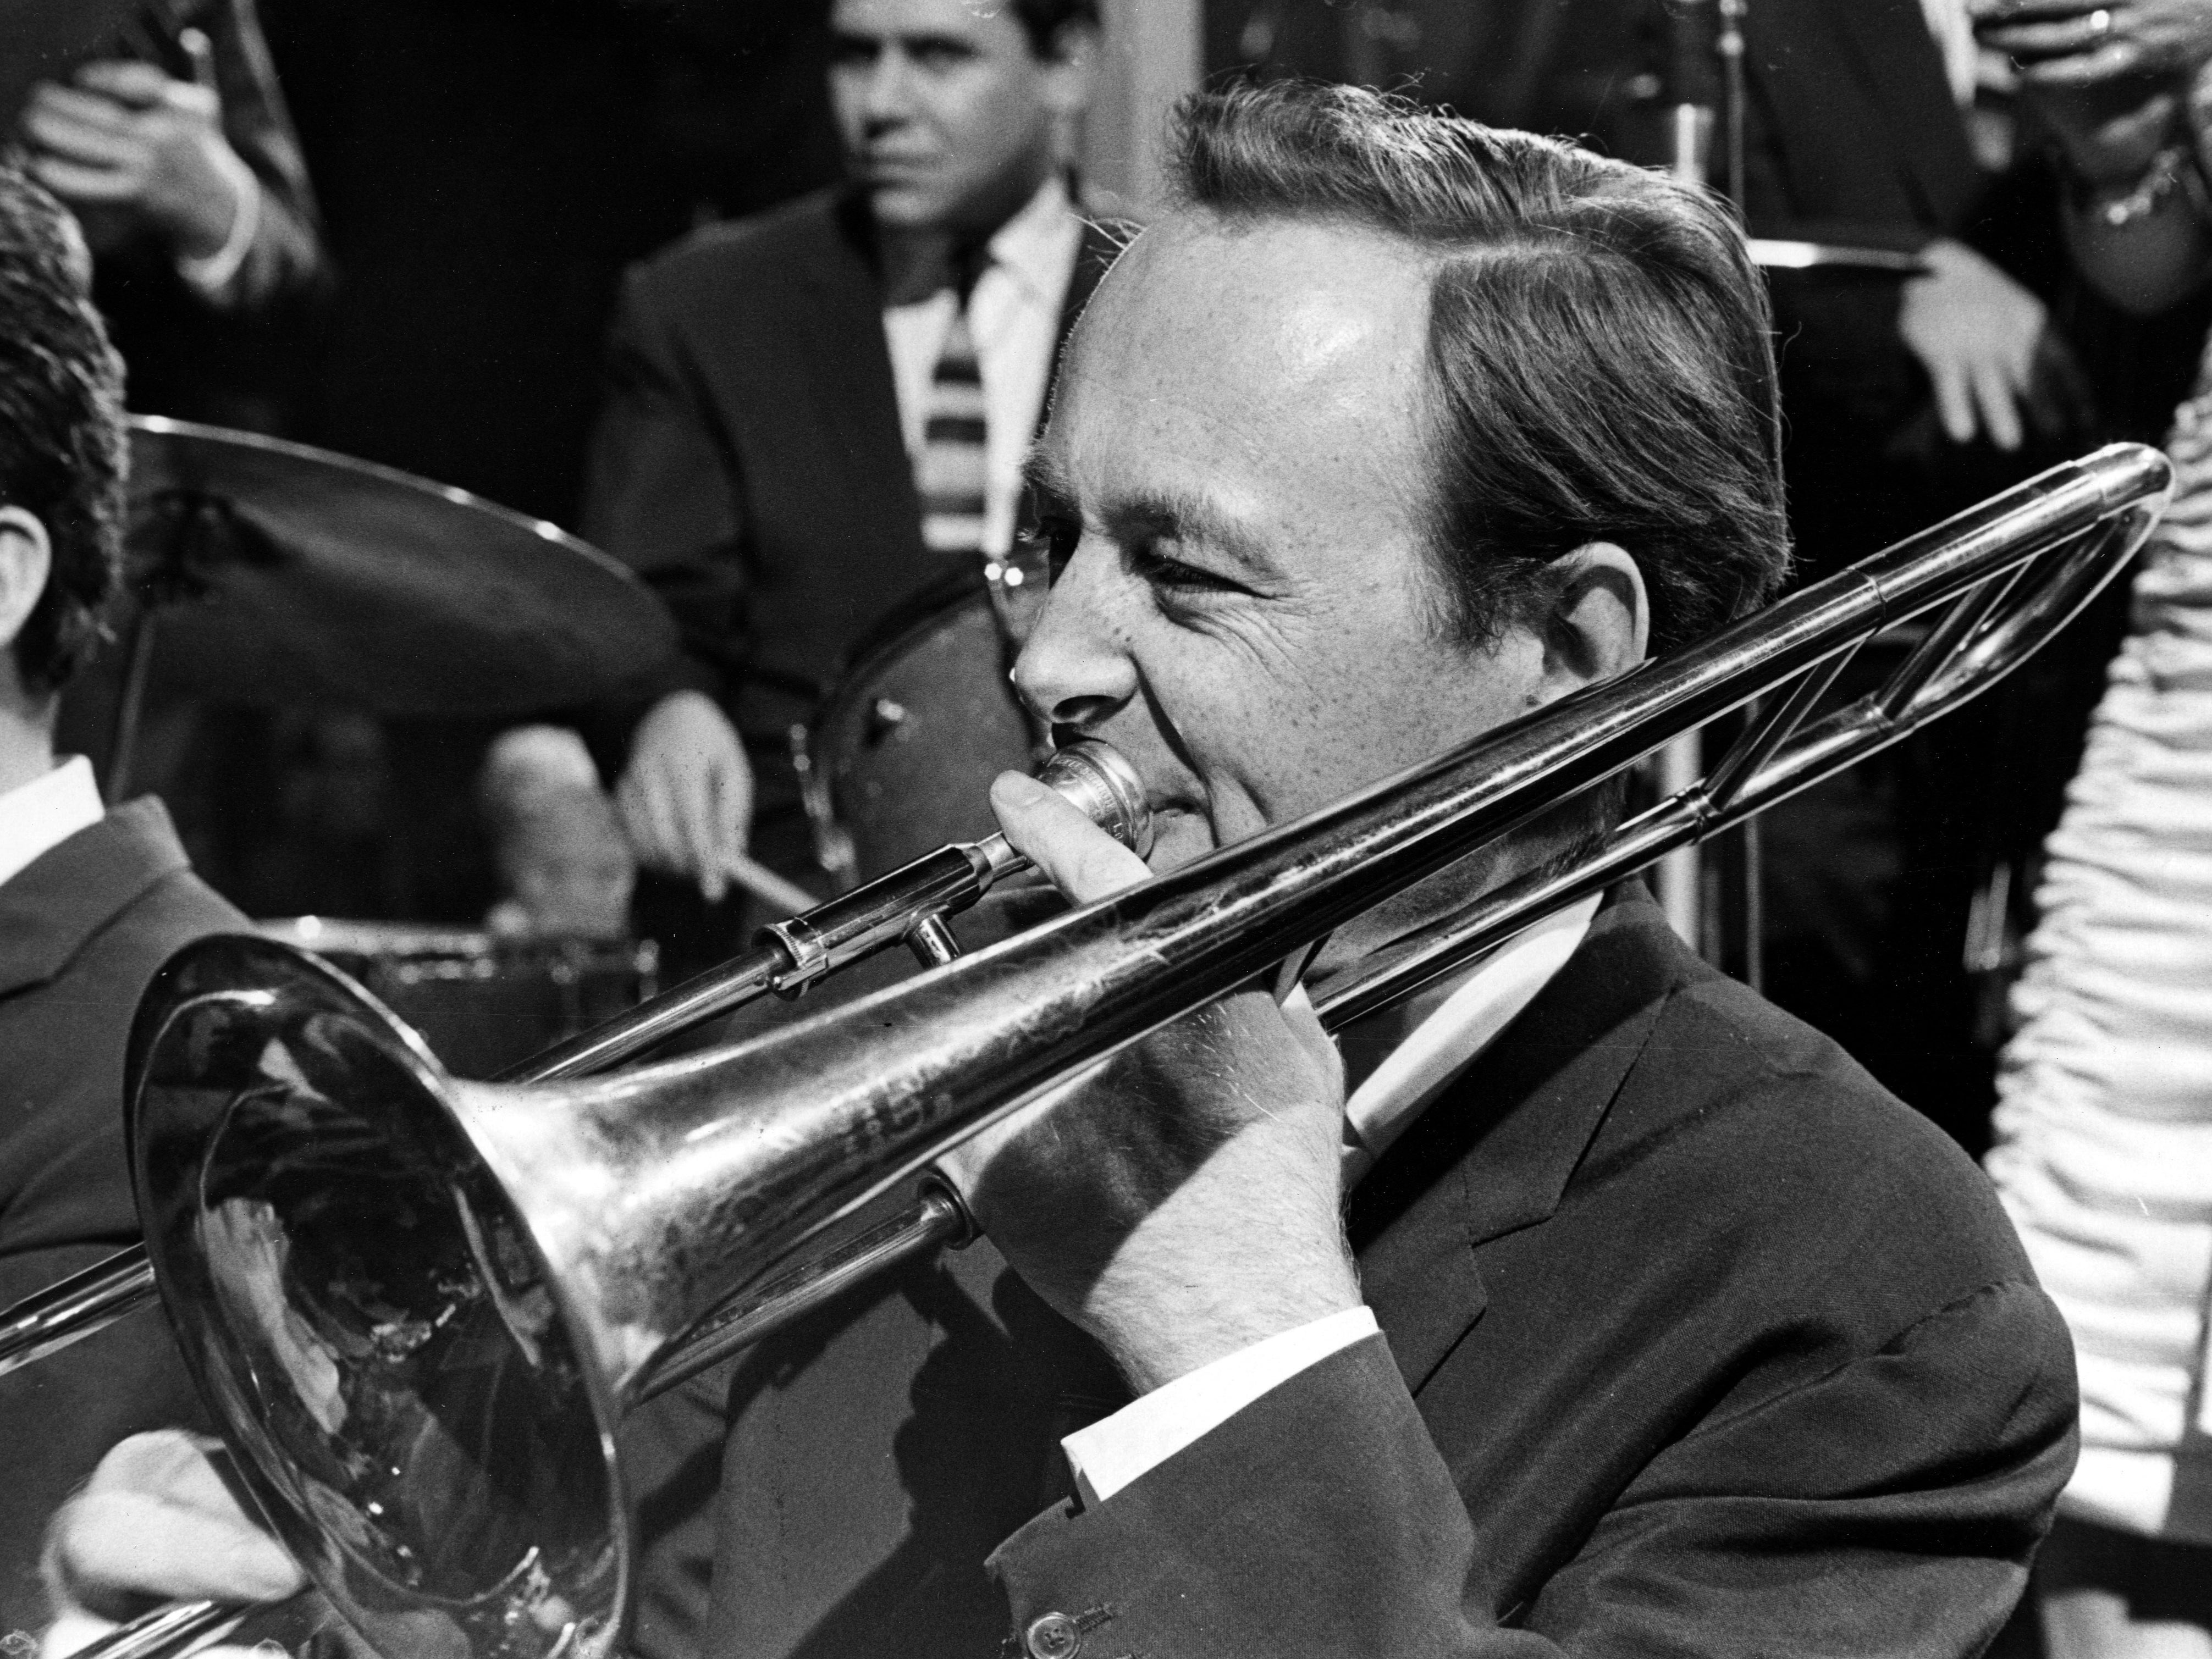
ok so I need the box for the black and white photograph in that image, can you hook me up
[0,0,2207,1654]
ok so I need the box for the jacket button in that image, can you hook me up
[1023,1612,1083,1659]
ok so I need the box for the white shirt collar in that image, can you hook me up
[1320,891,1606,1181]
[982,173,1080,308]
[1061,889,1607,1508]
[0,756,104,891]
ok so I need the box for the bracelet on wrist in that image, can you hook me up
[2068,143,2207,229]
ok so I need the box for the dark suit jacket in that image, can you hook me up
[579,187,1121,811]
[1457,0,1978,250]
[1739,0,1981,253]
[688,884,2076,1658]
[0,800,242,1638]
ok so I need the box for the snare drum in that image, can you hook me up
[804,570,1047,884]
[252,918,659,1080]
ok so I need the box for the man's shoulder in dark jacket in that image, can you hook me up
[626,188,857,330]
[0,797,245,1270]
[991,888,2076,1658]
[0,796,244,1639]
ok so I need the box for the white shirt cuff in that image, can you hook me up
[177,149,261,303]
[1060,1306,1379,1506]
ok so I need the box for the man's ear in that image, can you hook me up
[1039,19,1101,121]
[1533,541,1648,705]
[0,507,52,656]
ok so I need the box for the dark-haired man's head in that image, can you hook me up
[0,165,125,742]
[1012,82,1788,927]
[829,0,1099,236]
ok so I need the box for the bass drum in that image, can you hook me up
[806,568,1047,885]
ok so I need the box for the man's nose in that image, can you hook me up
[1012,552,1138,733]
[858,47,914,126]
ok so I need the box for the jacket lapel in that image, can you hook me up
[1349,887,1693,1389]
[0,800,190,996]
[792,191,932,583]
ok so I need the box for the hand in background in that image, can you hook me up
[935,772,1358,1396]
[615,689,754,904]
[1976,0,2212,86]
[42,1431,300,1659]
[480,726,637,939]
[1899,239,2092,449]
[18,62,250,262]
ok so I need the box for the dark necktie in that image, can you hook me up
[917,260,989,557]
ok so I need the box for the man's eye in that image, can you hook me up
[1129,545,1236,596]
[912,41,974,70]
[1029,517,1080,582]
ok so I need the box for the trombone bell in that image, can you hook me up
[129,941,625,1659]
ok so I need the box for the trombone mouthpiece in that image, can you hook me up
[1036,741,1154,859]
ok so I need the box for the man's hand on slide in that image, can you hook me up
[615,689,755,903]
[935,772,1359,1397]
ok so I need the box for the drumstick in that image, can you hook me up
[721,853,819,917]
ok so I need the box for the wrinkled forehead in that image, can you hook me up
[1040,210,1437,506]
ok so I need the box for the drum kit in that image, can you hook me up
[97,417,685,1075]
[104,414,1025,1083]
[798,551,1052,888]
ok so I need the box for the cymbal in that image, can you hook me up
[125,416,677,717]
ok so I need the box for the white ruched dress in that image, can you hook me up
[1989,387,2212,1546]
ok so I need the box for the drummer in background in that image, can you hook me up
[8,0,325,433]
[0,167,243,1643]
[521,0,1116,975]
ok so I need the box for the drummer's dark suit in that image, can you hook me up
[578,187,1121,897]
[661,883,2076,1658]
[0,800,240,1638]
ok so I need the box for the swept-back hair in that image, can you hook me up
[0,166,126,696]
[1170,81,1790,660]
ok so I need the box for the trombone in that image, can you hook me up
[37,446,2182,1659]
[0,740,1154,1379]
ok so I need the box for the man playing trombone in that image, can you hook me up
[51,82,2077,1659]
